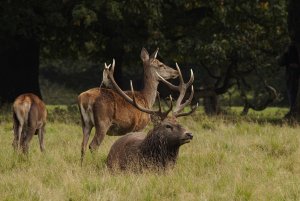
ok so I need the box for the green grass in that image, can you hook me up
[1,106,300,201]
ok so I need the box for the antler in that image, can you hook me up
[156,63,198,117]
[100,63,112,89]
[105,59,173,121]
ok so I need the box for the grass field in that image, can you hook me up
[1,106,300,201]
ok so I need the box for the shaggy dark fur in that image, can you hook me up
[106,117,193,172]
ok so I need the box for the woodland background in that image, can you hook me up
[0,0,299,115]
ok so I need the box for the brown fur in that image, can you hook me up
[106,117,193,172]
[12,93,47,154]
[78,48,179,164]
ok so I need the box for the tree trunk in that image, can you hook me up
[288,0,300,115]
[193,88,220,115]
[0,38,41,104]
[288,0,300,44]
[203,94,219,115]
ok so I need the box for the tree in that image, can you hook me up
[0,0,68,103]
[0,0,290,113]
[0,1,164,104]
[287,0,300,44]
[158,0,288,115]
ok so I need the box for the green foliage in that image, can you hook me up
[72,4,98,27]
[47,105,81,124]
[0,0,293,107]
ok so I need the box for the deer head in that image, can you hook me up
[105,61,198,124]
[140,48,179,81]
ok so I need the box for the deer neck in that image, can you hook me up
[141,69,159,108]
[140,131,179,166]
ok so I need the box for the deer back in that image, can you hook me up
[92,88,152,135]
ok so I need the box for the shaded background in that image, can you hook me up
[0,0,299,115]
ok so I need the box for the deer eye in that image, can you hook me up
[165,124,173,130]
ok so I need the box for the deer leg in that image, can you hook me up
[21,127,35,154]
[12,123,21,151]
[38,126,45,152]
[89,121,110,153]
[81,124,93,165]
[16,124,23,151]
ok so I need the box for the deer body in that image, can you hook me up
[105,62,197,172]
[93,88,151,135]
[12,93,47,153]
[78,48,178,164]
[106,118,193,172]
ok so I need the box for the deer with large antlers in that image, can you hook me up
[106,63,197,172]
[77,48,179,164]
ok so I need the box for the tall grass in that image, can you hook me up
[0,106,300,201]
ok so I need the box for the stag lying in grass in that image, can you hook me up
[77,48,179,165]
[106,63,197,172]
[12,93,47,154]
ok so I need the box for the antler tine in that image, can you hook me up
[129,80,156,114]
[175,102,199,118]
[111,58,115,74]
[156,94,173,115]
[156,72,179,91]
[157,92,162,113]
[173,85,196,116]
[165,95,174,116]
[175,62,184,83]
[175,85,194,112]
[169,63,196,117]
[129,81,174,119]
[100,63,112,89]
[106,63,136,106]
[106,59,172,119]
[104,63,111,69]
[186,69,194,87]
[173,65,194,111]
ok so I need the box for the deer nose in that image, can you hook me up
[185,132,193,139]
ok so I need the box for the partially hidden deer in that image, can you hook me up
[106,63,197,172]
[77,48,179,164]
[12,93,47,154]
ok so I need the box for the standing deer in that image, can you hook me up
[12,93,47,154]
[77,48,179,164]
[106,63,197,172]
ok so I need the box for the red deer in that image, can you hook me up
[12,93,47,154]
[106,63,197,172]
[77,48,179,164]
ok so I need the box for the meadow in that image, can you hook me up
[1,105,300,201]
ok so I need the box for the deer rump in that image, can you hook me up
[13,95,45,135]
[12,93,47,153]
[80,88,152,136]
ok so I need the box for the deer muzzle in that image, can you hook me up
[181,132,193,144]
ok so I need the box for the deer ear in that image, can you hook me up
[150,48,159,59]
[140,47,149,62]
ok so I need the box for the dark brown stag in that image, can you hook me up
[106,63,197,172]
[12,93,47,154]
[77,48,179,164]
